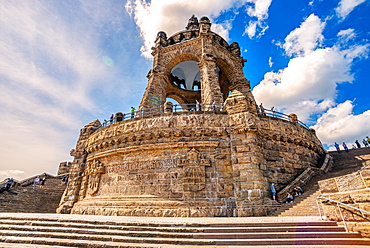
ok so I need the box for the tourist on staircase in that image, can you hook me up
[40,177,46,188]
[5,178,14,190]
[293,186,304,196]
[33,176,40,188]
[270,183,276,201]
[3,178,17,195]
[285,193,294,203]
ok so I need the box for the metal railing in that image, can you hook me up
[358,162,370,173]
[316,195,370,232]
[260,109,310,129]
[101,103,310,129]
[101,103,224,127]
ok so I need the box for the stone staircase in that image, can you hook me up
[0,214,369,247]
[273,148,369,217]
[0,175,66,213]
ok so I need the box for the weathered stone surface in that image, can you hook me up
[336,173,365,191]
[58,16,325,217]
[319,166,370,226]
[347,222,370,238]
[318,178,338,193]
[57,162,71,175]
[361,167,370,187]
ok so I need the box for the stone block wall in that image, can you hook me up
[57,162,72,175]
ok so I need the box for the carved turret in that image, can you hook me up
[185,14,199,30]
[199,16,211,33]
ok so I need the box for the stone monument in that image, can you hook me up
[57,15,325,217]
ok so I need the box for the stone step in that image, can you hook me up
[0,177,66,213]
[0,215,338,226]
[194,232,361,239]
[1,234,369,247]
[0,214,369,247]
[273,161,366,217]
[0,223,349,236]
[0,236,164,248]
[214,238,370,246]
[0,231,213,246]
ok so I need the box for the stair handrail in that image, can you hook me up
[357,162,370,173]
[276,152,332,201]
[316,195,370,232]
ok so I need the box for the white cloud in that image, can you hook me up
[244,0,272,38]
[245,20,258,38]
[126,0,273,57]
[282,14,325,57]
[0,1,119,179]
[268,57,273,67]
[312,101,370,147]
[337,28,356,42]
[253,14,370,122]
[125,0,242,58]
[0,170,25,181]
[335,0,368,20]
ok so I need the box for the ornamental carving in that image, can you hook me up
[178,148,211,192]
[86,160,105,196]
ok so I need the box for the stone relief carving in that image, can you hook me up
[178,148,211,192]
[85,160,105,196]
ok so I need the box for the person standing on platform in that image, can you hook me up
[355,140,361,148]
[334,142,341,153]
[259,103,265,115]
[342,142,349,152]
[130,107,136,119]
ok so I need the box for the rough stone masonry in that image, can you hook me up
[57,15,325,217]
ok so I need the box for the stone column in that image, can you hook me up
[198,53,223,109]
[138,45,167,112]
[225,91,269,216]
[139,69,167,111]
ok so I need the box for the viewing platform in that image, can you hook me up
[103,103,310,130]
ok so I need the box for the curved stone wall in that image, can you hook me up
[62,110,325,217]
[71,112,235,217]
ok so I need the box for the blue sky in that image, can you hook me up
[1,0,369,180]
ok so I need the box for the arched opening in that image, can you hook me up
[166,97,184,112]
[171,61,201,91]
[216,59,235,101]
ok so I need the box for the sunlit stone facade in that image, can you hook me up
[57,16,325,217]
